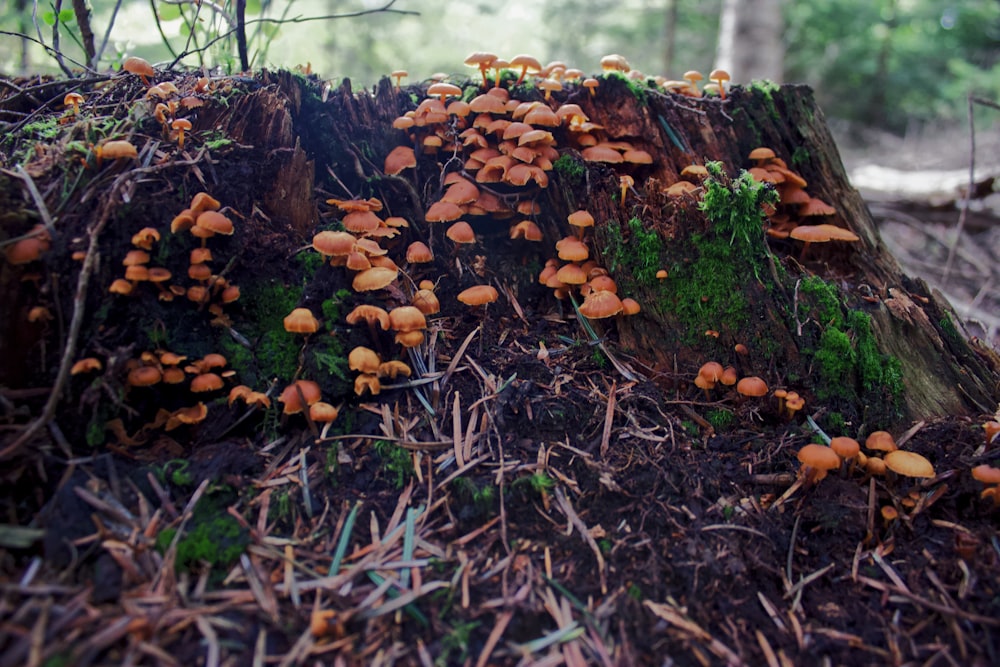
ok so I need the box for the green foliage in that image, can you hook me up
[155,510,249,573]
[553,153,586,185]
[451,477,497,518]
[513,471,555,498]
[436,621,480,667]
[218,281,302,387]
[706,409,734,431]
[659,164,774,343]
[604,216,665,286]
[784,0,1000,129]
[373,440,413,488]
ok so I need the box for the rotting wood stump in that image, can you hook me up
[0,69,997,447]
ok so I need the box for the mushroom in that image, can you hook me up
[284,307,320,335]
[171,118,193,150]
[63,91,84,117]
[390,69,408,91]
[509,54,542,86]
[708,69,731,100]
[278,380,322,415]
[796,444,842,484]
[122,56,155,85]
[883,450,936,479]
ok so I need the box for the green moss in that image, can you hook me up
[659,164,775,343]
[605,216,666,286]
[747,79,782,121]
[706,409,734,431]
[218,281,302,386]
[373,439,413,488]
[553,153,586,185]
[799,275,843,327]
[791,146,810,167]
[155,508,248,573]
[814,327,854,389]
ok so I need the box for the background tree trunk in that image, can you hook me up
[715,0,785,82]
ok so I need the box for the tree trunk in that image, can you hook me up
[715,0,785,82]
[1,71,997,437]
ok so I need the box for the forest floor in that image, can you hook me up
[0,73,998,667]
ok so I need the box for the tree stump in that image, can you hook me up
[1,70,997,443]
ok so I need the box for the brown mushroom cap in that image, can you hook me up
[122,56,155,78]
[797,443,842,482]
[736,376,769,397]
[457,284,499,306]
[384,145,417,176]
[309,401,339,423]
[284,307,320,334]
[348,346,381,374]
[190,372,224,393]
[346,304,390,330]
[971,464,1000,485]
[829,436,861,460]
[101,140,138,160]
[196,211,234,235]
[865,431,897,453]
[579,290,624,319]
[884,450,936,478]
[71,357,103,374]
[388,306,427,333]
[352,267,398,291]
[279,380,322,415]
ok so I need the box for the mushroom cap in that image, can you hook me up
[829,436,861,460]
[348,346,381,374]
[196,211,234,235]
[748,147,776,162]
[190,192,221,213]
[171,403,208,426]
[427,82,462,99]
[171,118,192,131]
[621,297,641,315]
[128,365,162,387]
[309,401,339,423]
[394,330,425,348]
[352,266,397,291]
[865,430,897,452]
[567,210,595,230]
[579,290,624,319]
[556,237,589,262]
[412,288,441,316]
[446,221,477,244]
[122,56,155,77]
[972,464,1000,485]
[346,304,391,330]
[799,198,838,217]
[378,360,412,379]
[71,357,103,374]
[384,145,417,175]
[284,307,320,334]
[101,140,138,160]
[736,376,769,397]
[457,284,499,306]
[884,450,936,478]
[425,201,464,223]
[698,361,724,383]
[279,380,322,414]
[709,68,731,82]
[313,230,357,257]
[354,373,382,396]
[190,372,224,393]
[388,306,427,333]
[797,443,842,481]
[509,220,543,242]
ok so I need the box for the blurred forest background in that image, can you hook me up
[2,0,999,143]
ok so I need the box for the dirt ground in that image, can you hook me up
[1,71,999,667]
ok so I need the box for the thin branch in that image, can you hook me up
[95,0,125,66]
[71,0,96,67]
[236,0,249,72]
[0,29,93,73]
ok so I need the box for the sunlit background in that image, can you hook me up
[2,0,1000,145]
